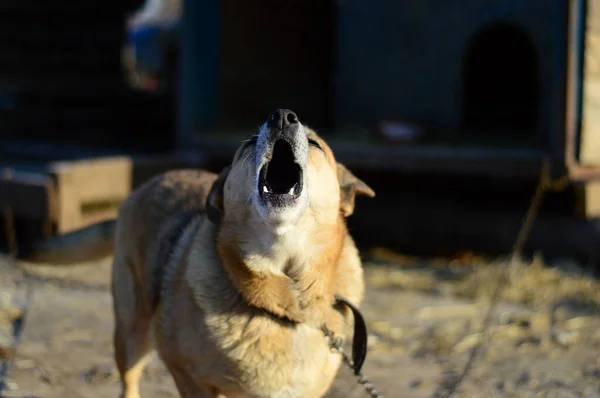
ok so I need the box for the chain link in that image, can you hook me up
[322,325,384,398]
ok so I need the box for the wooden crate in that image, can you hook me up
[48,156,133,235]
[1,148,206,259]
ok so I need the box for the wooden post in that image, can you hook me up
[575,180,600,219]
[179,0,220,149]
[580,0,600,165]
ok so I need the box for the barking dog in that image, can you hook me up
[111,109,375,398]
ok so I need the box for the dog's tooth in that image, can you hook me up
[263,185,269,193]
[288,187,294,195]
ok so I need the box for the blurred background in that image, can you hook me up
[2,1,600,397]
[2,0,600,264]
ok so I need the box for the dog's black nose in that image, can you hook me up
[267,109,299,130]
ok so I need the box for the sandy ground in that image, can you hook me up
[1,251,600,398]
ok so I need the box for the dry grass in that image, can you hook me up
[362,250,600,363]
[367,246,600,312]
[454,254,600,312]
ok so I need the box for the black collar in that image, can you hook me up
[333,295,368,375]
[259,295,368,375]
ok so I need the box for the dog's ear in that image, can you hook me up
[206,166,231,224]
[337,163,375,217]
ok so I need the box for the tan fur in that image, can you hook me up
[111,128,374,398]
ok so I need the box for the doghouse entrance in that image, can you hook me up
[461,23,540,141]
[218,0,335,131]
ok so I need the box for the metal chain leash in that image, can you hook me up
[322,158,571,398]
[322,324,384,398]
[440,158,570,398]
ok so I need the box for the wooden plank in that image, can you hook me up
[580,77,600,165]
[579,1,600,165]
[48,156,132,235]
[192,133,547,179]
[576,180,600,219]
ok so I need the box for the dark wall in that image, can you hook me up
[335,0,568,149]
[218,0,336,132]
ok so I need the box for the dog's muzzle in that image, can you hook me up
[257,109,307,209]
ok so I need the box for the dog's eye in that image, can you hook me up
[308,139,322,151]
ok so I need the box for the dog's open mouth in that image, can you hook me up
[258,140,303,205]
